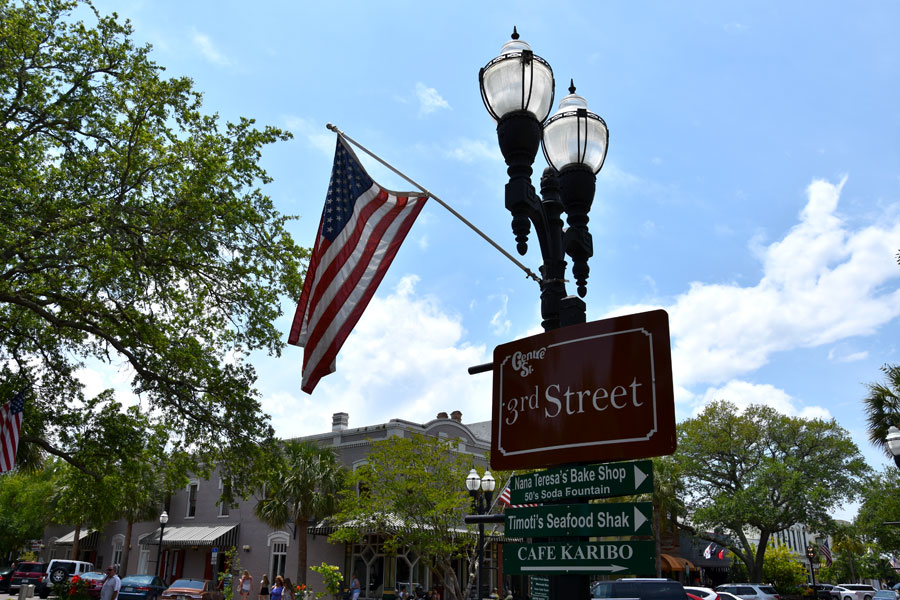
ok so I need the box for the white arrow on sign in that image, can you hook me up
[634,464,648,489]
[522,565,628,573]
[634,506,649,532]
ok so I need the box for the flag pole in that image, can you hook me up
[326,124,542,285]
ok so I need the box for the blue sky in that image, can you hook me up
[77,2,900,516]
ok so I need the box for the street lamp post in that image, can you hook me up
[806,544,817,591]
[479,27,608,600]
[479,27,608,332]
[156,511,168,583]
[466,469,496,600]
[886,426,900,469]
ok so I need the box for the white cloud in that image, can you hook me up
[828,347,869,363]
[283,116,335,156]
[415,82,451,117]
[489,295,511,336]
[695,380,831,420]
[614,177,900,391]
[268,275,491,438]
[444,138,500,163]
[191,28,230,66]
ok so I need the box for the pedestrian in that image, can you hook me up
[259,575,270,600]
[240,571,254,600]
[100,565,121,600]
[283,579,296,600]
[490,589,499,600]
[271,576,284,600]
[350,573,360,600]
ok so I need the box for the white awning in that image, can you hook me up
[139,524,238,547]
[54,530,99,546]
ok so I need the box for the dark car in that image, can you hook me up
[0,565,16,593]
[591,578,687,600]
[120,574,168,600]
[10,562,47,593]
[161,579,224,600]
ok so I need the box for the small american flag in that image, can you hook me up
[820,540,832,567]
[495,482,537,509]
[288,138,427,393]
[0,390,25,473]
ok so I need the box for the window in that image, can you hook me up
[187,482,199,518]
[267,532,289,582]
[111,535,125,569]
[137,535,151,575]
[219,478,234,517]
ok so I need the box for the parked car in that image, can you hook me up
[161,579,224,600]
[832,585,877,600]
[0,565,16,593]
[9,562,47,593]
[591,578,688,600]
[716,584,780,600]
[35,560,96,598]
[72,572,108,600]
[120,574,168,600]
[799,584,834,600]
[718,593,742,600]
[685,587,719,600]
[873,591,898,600]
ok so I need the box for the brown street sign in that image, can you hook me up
[491,309,675,470]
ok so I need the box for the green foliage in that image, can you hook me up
[309,563,344,599]
[255,442,345,584]
[675,401,870,582]
[0,462,57,553]
[331,434,480,600]
[762,543,808,595]
[0,0,307,485]
[863,364,900,458]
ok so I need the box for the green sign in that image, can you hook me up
[505,502,652,537]
[529,576,549,600]
[504,541,656,575]
[507,460,653,505]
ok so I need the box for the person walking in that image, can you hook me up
[270,577,284,600]
[240,571,254,600]
[259,575,270,600]
[350,573,360,600]
[283,579,296,600]
[100,566,121,600]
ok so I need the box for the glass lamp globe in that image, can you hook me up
[887,426,900,458]
[479,28,555,123]
[465,468,481,492]
[542,80,609,173]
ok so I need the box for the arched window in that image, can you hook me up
[111,534,125,570]
[267,532,290,581]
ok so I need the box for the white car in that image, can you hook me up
[832,585,877,600]
[686,587,719,600]
[716,584,780,600]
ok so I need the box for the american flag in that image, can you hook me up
[821,540,832,567]
[495,482,537,509]
[0,390,25,473]
[288,137,427,393]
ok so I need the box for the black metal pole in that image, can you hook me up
[156,522,165,581]
[477,521,485,600]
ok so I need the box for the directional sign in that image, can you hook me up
[505,502,652,537]
[503,541,656,575]
[491,310,676,470]
[529,577,549,600]
[507,460,653,505]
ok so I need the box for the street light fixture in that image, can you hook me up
[466,469,495,600]
[806,544,817,590]
[479,28,608,332]
[156,510,168,583]
[886,426,900,469]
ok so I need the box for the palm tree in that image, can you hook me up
[862,363,900,457]
[254,441,345,585]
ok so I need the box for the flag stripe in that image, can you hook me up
[0,391,25,473]
[302,190,408,355]
[288,137,427,393]
[301,198,424,392]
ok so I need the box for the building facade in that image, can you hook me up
[40,411,493,599]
